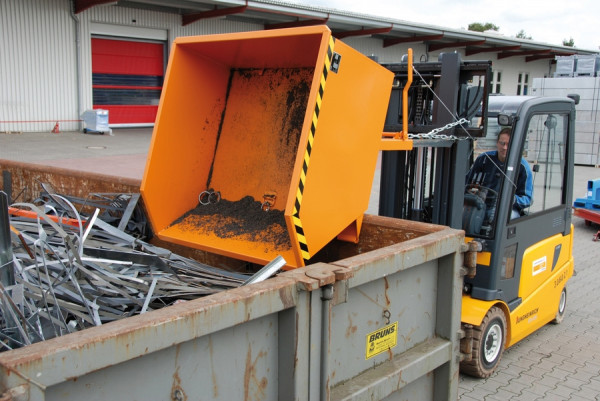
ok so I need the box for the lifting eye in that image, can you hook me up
[261,192,277,212]
[199,189,221,205]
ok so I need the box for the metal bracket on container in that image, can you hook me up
[459,324,474,361]
[331,280,348,306]
[261,192,277,212]
[462,240,482,278]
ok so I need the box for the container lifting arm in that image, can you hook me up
[381,48,414,151]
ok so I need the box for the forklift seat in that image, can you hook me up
[463,192,486,234]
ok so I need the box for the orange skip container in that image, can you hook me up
[141,26,393,268]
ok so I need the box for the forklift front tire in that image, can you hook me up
[552,287,567,324]
[460,306,506,378]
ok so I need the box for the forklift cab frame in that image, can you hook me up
[463,95,576,307]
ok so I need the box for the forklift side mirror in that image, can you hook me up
[567,93,580,105]
[545,115,557,129]
[498,114,513,126]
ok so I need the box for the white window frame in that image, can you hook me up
[517,72,529,95]
[490,70,502,94]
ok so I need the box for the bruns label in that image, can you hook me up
[365,322,398,359]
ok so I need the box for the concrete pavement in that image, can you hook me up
[0,128,152,180]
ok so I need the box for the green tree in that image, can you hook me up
[468,22,499,32]
[562,37,575,47]
[516,30,532,40]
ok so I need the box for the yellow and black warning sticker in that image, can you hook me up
[365,321,398,360]
[292,35,337,264]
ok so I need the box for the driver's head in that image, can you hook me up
[496,128,511,163]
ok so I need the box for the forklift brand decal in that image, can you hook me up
[516,308,539,324]
[292,36,336,263]
[532,256,547,276]
[365,322,398,359]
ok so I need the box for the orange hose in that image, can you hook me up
[8,206,83,227]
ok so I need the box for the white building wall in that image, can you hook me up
[477,54,552,96]
[0,0,564,133]
[0,0,79,132]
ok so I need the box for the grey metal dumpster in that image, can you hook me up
[0,215,463,401]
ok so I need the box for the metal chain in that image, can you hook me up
[407,118,470,140]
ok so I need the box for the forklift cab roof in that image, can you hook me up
[487,95,536,117]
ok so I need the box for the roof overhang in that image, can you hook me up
[72,0,599,57]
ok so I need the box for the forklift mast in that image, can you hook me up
[379,53,492,227]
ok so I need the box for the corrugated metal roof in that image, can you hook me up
[101,0,599,58]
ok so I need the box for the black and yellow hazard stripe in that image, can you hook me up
[292,36,336,263]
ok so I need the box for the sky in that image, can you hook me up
[292,0,599,50]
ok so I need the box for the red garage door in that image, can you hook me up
[91,37,165,125]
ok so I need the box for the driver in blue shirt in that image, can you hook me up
[466,128,533,219]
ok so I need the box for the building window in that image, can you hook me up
[489,70,502,94]
[517,73,529,95]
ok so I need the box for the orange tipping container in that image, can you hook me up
[141,26,393,268]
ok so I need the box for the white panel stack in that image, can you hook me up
[531,77,600,166]
[574,55,600,77]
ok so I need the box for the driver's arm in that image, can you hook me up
[514,158,533,211]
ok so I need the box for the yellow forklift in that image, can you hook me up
[379,54,577,377]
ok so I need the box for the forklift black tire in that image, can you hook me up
[460,306,506,378]
[552,287,567,324]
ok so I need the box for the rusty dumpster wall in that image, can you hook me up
[0,160,141,203]
[0,160,282,272]
[0,215,463,401]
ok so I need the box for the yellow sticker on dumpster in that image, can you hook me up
[365,322,398,359]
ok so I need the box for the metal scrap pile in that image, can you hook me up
[0,188,249,352]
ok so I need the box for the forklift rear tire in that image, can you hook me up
[552,287,567,324]
[461,306,506,378]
